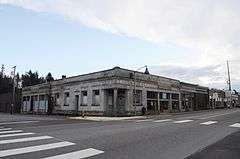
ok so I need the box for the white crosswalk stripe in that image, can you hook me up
[42,148,104,159]
[153,119,173,123]
[200,121,218,125]
[0,128,12,131]
[0,121,39,125]
[229,123,240,128]
[173,120,193,123]
[0,136,53,145]
[0,141,76,157]
[0,126,105,159]
[0,132,35,138]
[0,130,23,134]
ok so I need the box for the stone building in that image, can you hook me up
[22,67,209,116]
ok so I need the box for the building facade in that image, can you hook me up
[22,67,209,116]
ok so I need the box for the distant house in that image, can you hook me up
[224,90,239,108]
[209,89,226,109]
[22,67,209,116]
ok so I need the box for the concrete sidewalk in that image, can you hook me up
[68,116,146,121]
[68,108,239,121]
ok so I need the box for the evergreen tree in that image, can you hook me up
[21,70,45,87]
[46,72,54,82]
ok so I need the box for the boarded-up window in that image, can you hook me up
[64,92,70,106]
[55,93,60,105]
[92,90,100,106]
[81,91,88,106]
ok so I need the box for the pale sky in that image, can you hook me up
[0,0,240,91]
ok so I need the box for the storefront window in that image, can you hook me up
[81,91,88,106]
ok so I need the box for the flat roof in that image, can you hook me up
[23,66,208,89]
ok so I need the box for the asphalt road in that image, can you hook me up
[0,108,240,159]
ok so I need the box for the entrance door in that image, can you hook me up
[75,95,79,115]
[30,96,34,112]
[160,101,169,112]
[117,89,126,116]
[147,100,158,113]
[106,89,114,116]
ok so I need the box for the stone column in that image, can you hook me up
[87,89,93,108]
[157,92,160,114]
[126,89,133,115]
[168,93,172,112]
[100,89,105,112]
[29,96,32,112]
[113,89,118,116]
[179,93,182,112]
[37,94,40,113]
[142,89,147,109]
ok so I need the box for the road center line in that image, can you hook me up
[42,148,104,159]
[0,136,53,145]
[0,132,35,138]
[229,123,240,128]
[174,120,193,123]
[0,121,39,125]
[0,141,76,157]
[177,110,240,120]
[0,130,23,134]
[136,119,154,122]
[198,112,239,120]
[200,121,218,125]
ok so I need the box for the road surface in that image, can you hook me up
[0,108,239,159]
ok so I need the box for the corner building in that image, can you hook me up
[22,67,209,116]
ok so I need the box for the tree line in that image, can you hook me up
[0,70,54,94]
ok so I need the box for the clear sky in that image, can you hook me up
[0,0,240,91]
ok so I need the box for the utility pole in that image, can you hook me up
[11,66,16,114]
[227,61,232,91]
[227,61,232,108]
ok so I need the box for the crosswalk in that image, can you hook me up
[0,127,104,159]
[42,148,105,159]
[200,121,218,125]
[135,118,240,128]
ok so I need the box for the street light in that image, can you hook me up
[133,65,148,115]
[11,66,16,115]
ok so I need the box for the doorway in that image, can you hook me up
[30,96,34,112]
[75,95,79,115]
